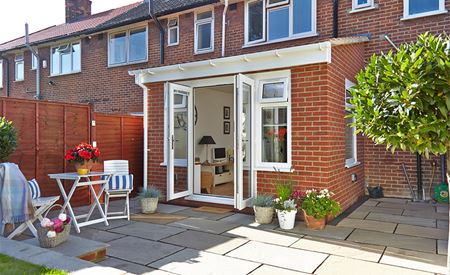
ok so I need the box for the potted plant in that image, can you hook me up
[273,178,298,229]
[139,186,161,214]
[252,195,274,224]
[65,143,101,175]
[0,117,17,163]
[301,189,341,230]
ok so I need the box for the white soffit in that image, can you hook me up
[129,41,332,84]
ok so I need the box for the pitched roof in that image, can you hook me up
[0,0,219,52]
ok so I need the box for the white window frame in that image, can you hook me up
[194,9,214,54]
[244,0,316,46]
[107,26,148,67]
[168,17,179,46]
[31,51,38,70]
[50,41,81,76]
[0,60,3,89]
[345,79,358,168]
[267,0,289,8]
[403,0,446,20]
[14,54,24,82]
[259,78,289,103]
[352,0,374,10]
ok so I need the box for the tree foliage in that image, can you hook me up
[0,117,17,163]
[349,33,450,157]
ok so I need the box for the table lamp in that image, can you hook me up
[199,136,216,164]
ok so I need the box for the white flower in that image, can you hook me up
[47,231,57,238]
[40,218,52,228]
[58,213,67,222]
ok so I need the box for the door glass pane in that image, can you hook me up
[409,0,439,15]
[129,28,147,62]
[262,107,288,163]
[293,0,312,34]
[268,7,289,40]
[242,83,252,200]
[197,23,212,50]
[110,32,126,64]
[173,90,189,194]
[248,0,264,42]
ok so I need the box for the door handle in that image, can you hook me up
[171,135,175,150]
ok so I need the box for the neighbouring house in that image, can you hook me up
[0,0,449,210]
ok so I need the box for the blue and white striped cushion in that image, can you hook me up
[102,175,133,191]
[28,179,41,199]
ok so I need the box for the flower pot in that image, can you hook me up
[253,206,274,224]
[75,160,94,175]
[276,209,297,230]
[141,197,158,213]
[302,209,326,230]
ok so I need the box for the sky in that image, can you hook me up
[0,0,141,44]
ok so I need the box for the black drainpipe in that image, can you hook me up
[0,54,10,97]
[149,0,165,64]
[416,153,423,200]
[332,0,339,38]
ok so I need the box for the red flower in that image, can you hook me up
[93,148,100,157]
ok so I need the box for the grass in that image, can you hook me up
[0,254,67,275]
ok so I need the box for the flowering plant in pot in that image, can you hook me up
[273,172,298,229]
[65,143,100,175]
[252,195,274,224]
[301,189,341,230]
[139,186,161,214]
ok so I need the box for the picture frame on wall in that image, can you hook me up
[223,106,230,120]
[224,121,230,135]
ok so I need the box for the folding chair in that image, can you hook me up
[103,160,134,221]
[6,179,59,239]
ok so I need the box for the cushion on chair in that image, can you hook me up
[27,179,41,199]
[102,175,133,191]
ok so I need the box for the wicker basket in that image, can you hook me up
[36,204,71,248]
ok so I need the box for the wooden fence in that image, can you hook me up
[0,97,143,206]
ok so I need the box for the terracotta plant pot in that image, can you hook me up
[75,160,94,175]
[302,209,326,230]
[253,206,274,224]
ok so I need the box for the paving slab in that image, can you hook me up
[249,265,309,275]
[131,213,188,225]
[149,248,259,275]
[361,200,379,207]
[168,217,239,234]
[219,213,278,230]
[281,222,354,240]
[366,212,436,227]
[337,218,396,233]
[160,230,248,255]
[223,226,299,246]
[376,202,408,209]
[291,236,384,262]
[347,229,436,253]
[173,208,234,220]
[437,219,449,229]
[347,211,369,219]
[88,219,135,231]
[436,205,449,213]
[109,221,186,241]
[356,205,404,215]
[380,247,447,274]
[70,266,127,275]
[157,204,191,214]
[395,224,448,240]
[315,255,432,275]
[373,198,410,204]
[438,240,448,255]
[71,227,125,243]
[226,241,328,274]
[99,257,156,275]
[402,209,448,220]
[107,236,184,265]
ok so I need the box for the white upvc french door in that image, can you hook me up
[235,74,256,210]
[166,82,194,200]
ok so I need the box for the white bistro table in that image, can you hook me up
[48,172,112,233]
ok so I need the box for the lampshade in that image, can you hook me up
[199,135,216,145]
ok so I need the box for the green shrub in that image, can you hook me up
[253,195,274,207]
[301,189,341,219]
[0,117,17,163]
[139,186,161,199]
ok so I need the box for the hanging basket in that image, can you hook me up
[36,204,71,248]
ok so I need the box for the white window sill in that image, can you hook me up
[349,5,378,13]
[243,33,319,49]
[194,49,214,55]
[49,71,81,78]
[14,79,24,83]
[168,43,179,47]
[255,165,293,173]
[401,9,448,21]
[345,161,361,169]
[108,59,148,68]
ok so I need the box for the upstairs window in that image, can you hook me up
[31,52,38,70]
[195,10,214,53]
[352,0,374,10]
[0,60,3,88]
[404,0,446,19]
[108,27,148,66]
[245,0,316,45]
[15,54,24,81]
[168,18,179,46]
[345,79,358,167]
[51,42,81,76]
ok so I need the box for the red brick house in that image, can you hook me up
[0,0,448,210]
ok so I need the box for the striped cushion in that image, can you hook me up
[102,175,133,191]
[28,179,41,199]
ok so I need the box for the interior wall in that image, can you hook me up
[194,85,234,162]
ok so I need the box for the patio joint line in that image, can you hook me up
[103,254,152,268]
[221,239,250,256]
[344,227,357,241]
[378,246,387,263]
[145,247,190,266]
[245,263,263,275]
[311,253,331,274]
[158,229,196,243]
[104,234,128,243]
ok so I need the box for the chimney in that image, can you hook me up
[65,0,92,23]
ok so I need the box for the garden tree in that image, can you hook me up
[0,117,17,163]
[349,33,450,273]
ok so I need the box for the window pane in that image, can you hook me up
[168,19,178,27]
[345,114,355,160]
[268,7,289,40]
[197,23,212,50]
[110,32,126,64]
[174,93,185,106]
[197,11,213,20]
[51,48,60,75]
[357,0,368,5]
[262,82,285,99]
[129,29,147,62]
[32,54,38,70]
[262,107,288,163]
[409,0,440,15]
[61,49,71,75]
[169,28,178,44]
[248,0,264,42]
[293,0,312,34]
[15,62,24,80]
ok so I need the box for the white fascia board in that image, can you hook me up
[129,41,332,84]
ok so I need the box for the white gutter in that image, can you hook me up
[221,0,229,57]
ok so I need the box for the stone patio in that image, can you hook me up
[10,197,448,274]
